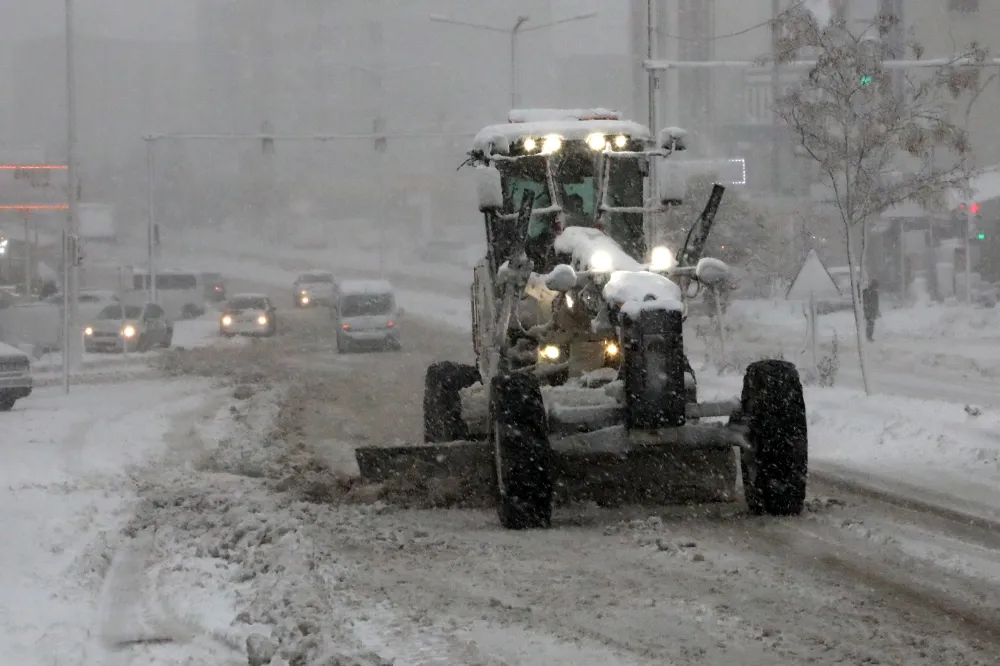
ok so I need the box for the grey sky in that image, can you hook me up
[3,0,198,41]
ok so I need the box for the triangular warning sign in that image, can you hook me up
[785,249,840,300]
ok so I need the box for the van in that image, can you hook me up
[333,280,401,353]
[131,268,206,320]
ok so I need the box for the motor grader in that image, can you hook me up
[356,108,808,529]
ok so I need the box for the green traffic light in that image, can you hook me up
[978,233,986,240]
[860,74,873,86]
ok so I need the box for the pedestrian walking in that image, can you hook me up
[862,279,880,342]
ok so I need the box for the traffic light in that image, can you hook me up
[860,74,873,86]
[977,232,986,240]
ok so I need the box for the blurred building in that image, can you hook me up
[8,34,199,229]
[633,0,1000,195]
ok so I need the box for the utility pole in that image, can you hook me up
[770,0,781,194]
[431,12,596,109]
[645,0,658,251]
[64,0,81,392]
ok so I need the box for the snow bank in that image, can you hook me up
[0,379,221,664]
[700,374,1000,520]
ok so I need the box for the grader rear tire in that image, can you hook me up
[740,359,808,516]
[423,361,480,443]
[490,373,553,529]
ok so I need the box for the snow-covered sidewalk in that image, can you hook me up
[700,375,1000,523]
[0,379,233,664]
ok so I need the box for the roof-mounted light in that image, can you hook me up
[614,135,628,149]
[540,134,562,155]
[522,137,537,152]
[586,133,607,151]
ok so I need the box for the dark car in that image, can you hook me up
[202,272,227,302]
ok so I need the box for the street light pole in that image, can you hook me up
[338,61,445,278]
[63,0,80,393]
[431,12,598,108]
[510,16,529,108]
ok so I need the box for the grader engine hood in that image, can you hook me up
[552,227,643,274]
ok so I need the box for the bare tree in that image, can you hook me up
[770,5,992,395]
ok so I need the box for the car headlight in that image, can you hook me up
[257,315,268,326]
[301,295,310,304]
[590,250,613,272]
[221,315,233,327]
[84,326,93,336]
[121,325,136,338]
[540,344,561,361]
[649,245,674,271]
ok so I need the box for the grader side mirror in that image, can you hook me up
[476,165,504,213]
[658,126,688,152]
[695,257,731,286]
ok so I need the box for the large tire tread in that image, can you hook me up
[740,359,808,516]
[491,373,553,530]
[423,361,480,443]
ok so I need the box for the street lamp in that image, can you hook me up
[430,12,598,108]
[336,62,446,277]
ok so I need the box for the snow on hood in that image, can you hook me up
[553,227,643,273]
[603,270,684,317]
[0,340,29,359]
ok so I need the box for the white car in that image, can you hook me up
[220,293,278,337]
[84,302,173,353]
[0,341,31,411]
[293,270,337,307]
[333,280,402,352]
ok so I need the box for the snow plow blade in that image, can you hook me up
[354,430,738,508]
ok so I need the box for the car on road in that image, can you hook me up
[131,268,207,320]
[220,293,278,338]
[333,280,401,353]
[84,302,173,353]
[293,270,337,307]
[0,341,31,411]
[0,289,121,355]
[202,271,227,303]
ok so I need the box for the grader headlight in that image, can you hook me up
[604,340,619,357]
[586,133,607,151]
[589,250,613,272]
[540,134,562,155]
[649,245,675,271]
[540,345,561,361]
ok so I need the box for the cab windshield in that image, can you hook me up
[97,305,142,320]
[497,143,646,264]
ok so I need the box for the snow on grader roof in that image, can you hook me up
[473,109,652,153]
[507,108,621,123]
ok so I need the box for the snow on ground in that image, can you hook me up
[699,373,1000,522]
[0,378,232,665]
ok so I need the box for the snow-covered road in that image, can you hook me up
[135,298,1000,664]
[5,241,1000,663]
